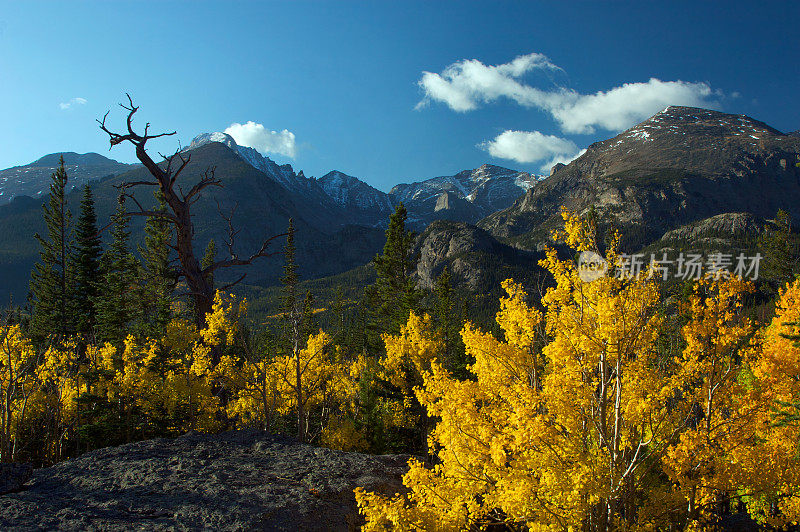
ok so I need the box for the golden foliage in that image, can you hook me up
[357,210,800,530]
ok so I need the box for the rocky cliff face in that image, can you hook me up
[0,430,409,531]
[659,212,761,241]
[480,106,800,250]
[393,164,540,225]
[414,220,544,295]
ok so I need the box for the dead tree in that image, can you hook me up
[98,94,283,328]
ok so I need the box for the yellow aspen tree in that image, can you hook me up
[201,292,282,431]
[164,319,220,433]
[320,353,378,453]
[358,210,683,530]
[270,330,337,441]
[0,324,40,462]
[661,276,757,527]
[728,279,800,525]
[379,312,442,449]
[38,340,84,461]
[357,280,544,530]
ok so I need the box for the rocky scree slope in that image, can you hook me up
[0,430,409,531]
[480,106,800,250]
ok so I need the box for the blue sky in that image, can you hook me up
[1,1,798,191]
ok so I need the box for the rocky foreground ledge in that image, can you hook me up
[0,431,409,531]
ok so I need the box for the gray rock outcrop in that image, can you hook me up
[0,430,410,531]
[0,463,33,495]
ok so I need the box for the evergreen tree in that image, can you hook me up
[71,184,102,341]
[95,194,139,345]
[280,219,306,441]
[330,286,348,347]
[301,290,318,340]
[138,191,174,336]
[368,203,421,339]
[201,239,217,293]
[432,267,468,378]
[759,209,800,286]
[280,219,299,323]
[30,156,73,342]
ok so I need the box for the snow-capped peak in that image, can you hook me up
[187,132,304,188]
[188,132,238,150]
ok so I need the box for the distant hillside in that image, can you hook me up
[0,135,538,302]
[0,152,132,205]
[5,106,796,308]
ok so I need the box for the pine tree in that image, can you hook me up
[301,290,318,340]
[71,184,102,341]
[281,220,299,322]
[331,286,348,347]
[95,194,139,346]
[432,267,468,378]
[30,156,73,342]
[368,203,421,338]
[280,219,306,441]
[759,209,800,286]
[138,191,174,336]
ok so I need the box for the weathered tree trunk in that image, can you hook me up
[99,95,282,330]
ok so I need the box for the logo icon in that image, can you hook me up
[578,251,608,282]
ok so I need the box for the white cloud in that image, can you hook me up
[59,97,87,110]
[550,79,716,134]
[540,149,587,174]
[418,54,720,133]
[479,130,585,172]
[224,121,297,158]
[416,53,563,112]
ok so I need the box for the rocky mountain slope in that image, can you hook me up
[187,132,390,227]
[480,106,800,250]
[0,152,131,205]
[414,220,542,291]
[392,164,540,224]
[0,430,409,531]
[318,170,395,221]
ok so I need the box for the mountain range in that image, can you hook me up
[185,131,539,228]
[0,132,538,302]
[1,105,798,310]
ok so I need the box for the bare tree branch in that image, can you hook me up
[204,233,287,275]
[219,273,248,291]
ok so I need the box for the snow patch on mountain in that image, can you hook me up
[188,133,541,226]
[318,171,394,212]
[390,164,542,214]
